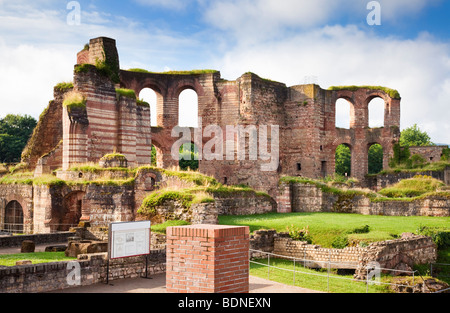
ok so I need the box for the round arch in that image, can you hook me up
[368,142,384,174]
[335,143,352,177]
[4,200,24,233]
[178,88,199,128]
[367,96,386,128]
[335,98,354,129]
[59,191,85,231]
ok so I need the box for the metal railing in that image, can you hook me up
[249,249,422,293]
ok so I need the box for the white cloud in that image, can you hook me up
[0,43,74,119]
[133,0,193,10]
[211,25,450,144]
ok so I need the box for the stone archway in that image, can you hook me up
[4,200,24,233]
[59,191,85,231]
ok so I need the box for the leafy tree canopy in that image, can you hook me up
[0,114,37,163]
[399,124,432,147]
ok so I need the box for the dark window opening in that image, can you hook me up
[297,163,302,171]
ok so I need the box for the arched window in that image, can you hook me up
[139,88,160,127]
[178,89,198,128]
[4,200,23,233]
[368,97,385,128]
[368,143,383,174]
[335,98,352,129]
[151,144,164,168]
[335,144,351,176]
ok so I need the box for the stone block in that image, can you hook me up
[21,240,35,253]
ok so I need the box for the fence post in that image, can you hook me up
[293,258,296,286]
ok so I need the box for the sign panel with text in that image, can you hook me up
[108,221,151,259]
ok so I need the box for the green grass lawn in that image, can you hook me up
[0,252,75,267]
[219,212,450,248]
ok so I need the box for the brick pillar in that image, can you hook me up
[166,224,249,293]
[277,182,292,213]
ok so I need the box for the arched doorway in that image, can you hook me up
[4,200,23,233]
[335,144,351,177]
[60,191,85,231]
[368,143,383,174]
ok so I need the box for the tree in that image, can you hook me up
[368,144,383,174]
[179,143,199,171]
[335,144,351,176]
[0,114,37,163]
[399,124,432,147]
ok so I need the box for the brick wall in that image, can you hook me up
[409,146,448,163]
[166,224,249,293]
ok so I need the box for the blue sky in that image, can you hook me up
[0,0,449,144]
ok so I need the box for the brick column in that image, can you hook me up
[166,224,249,293]
[277,182,292,213]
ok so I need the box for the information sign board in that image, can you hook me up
[108,221,151,259]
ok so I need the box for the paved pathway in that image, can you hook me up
[48,273,323,293]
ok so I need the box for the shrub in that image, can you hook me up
[351,225,370,234]
[54,82,74,92]
[417,226,450,249]
[331,235,349,249]
[136,99,150,107]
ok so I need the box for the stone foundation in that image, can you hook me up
[0,250,165,293]
[250,230,437,278]
[279,182,450,216]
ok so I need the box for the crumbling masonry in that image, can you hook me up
[23,36,401,200]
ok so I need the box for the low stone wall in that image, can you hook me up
[148,194,275,225]
[249,230,437,276]
[273,235,364,269]
[0,232,74,248]
[0,249,165,293]
[364,167,450,191]
[354,233,437,279]
[214,194,276,216]
[282,182,450,217]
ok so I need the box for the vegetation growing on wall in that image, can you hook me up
[127,68,218,75]
[280,175,449,203]
[62,91,86,112]
[328,85,401,99]
[115,88,136,99]
[378,175,446,198]
[100,153,127,162]
[54,82,74,92]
